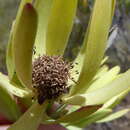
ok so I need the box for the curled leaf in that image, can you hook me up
[13,3,37,88]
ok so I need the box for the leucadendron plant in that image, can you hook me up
[0,0,130,129]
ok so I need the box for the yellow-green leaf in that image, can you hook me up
[102,88,130,109]
[86,66,120,93]
[111,0,116,19]
[97,109,130,123]
[71,0,114,95]
[6,0,32,80]
[0,73,21,121]
[94,65,109,79]
[13,3,37,88]
[6,22,15,80]
[34,0,54,57]
[64,69,130,106]
[8,102,48,130]
[66,125,82,130]
[56,106,100,124]
[0,73,31,98]
[70,109,112,128]
[0,86,21,121]
[46,0,78,55]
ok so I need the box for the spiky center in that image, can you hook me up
[32,55,71,104]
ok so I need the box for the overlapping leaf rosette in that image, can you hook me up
[0,0,130,130]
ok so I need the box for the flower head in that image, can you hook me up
[32,55,71,104]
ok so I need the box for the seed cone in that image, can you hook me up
[32,55,71,104]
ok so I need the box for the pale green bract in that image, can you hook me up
[0,0,130,130]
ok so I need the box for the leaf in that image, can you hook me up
[71,0,114,95]
[0,74,21,121]
[8,102,48,130]
[94,65,109,79]
[86,66,120,93]
[69,52,85,88]
[0,73,32,98]
[10,72,25,88]
[6,0,32,80]
[17,0,33,17]
[13,3,37,88]
[34,0,54,57]
[102,88,130,109]
[63,95,86,106]
[6,22,15,80]
[66,125,82,130]
[46,0,78,55]
[111,0,116,19]
[64,69,130,106]
[97,109,130,123]
[55,106,100,124]
[101,57,108,65]
[70,109,112,128]
[0,86,21,121]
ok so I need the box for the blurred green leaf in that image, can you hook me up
[66,125,82,130]
[56,105,100,124]
[13,3,37,88]
[8,102,48,130]
[6,22,15,80]
[69,109,112,128]
[86,66,120,93]
[0,74,21,121]
[63,94,86,106]
[102,88,130,109]
[0,86,21,121]
[71,0,114,95]
[46,0,78,55]
[97,109,130,123]
[34,0,53,57]
[18,0,32,15]
[94,65,109,79]
[111,0,116,19]
[0,73,31,97]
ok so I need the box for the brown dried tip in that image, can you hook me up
[32,55,71,104]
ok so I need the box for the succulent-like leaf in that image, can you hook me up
[102,88,130,109]
[97,109,130,123]
[94,65,109,79]
[46,0,78,55]
[6,24,15,80]
[111,0,116,19]
[6,0,32,81]
[86,66,120,93]
[34,0,54,57]
[55,106,100,124]
[101,57,108,65]
[69,109,112,128]
[71,0,114,95]
[63,95,86,106]
[0,73,32,97]
[0,74,21,121]
[64,69,130,106]
[0,86,21,121]
[8,102,48,130]
[13,3,37,88]
[66,125,82,130]
[17,0,32,15]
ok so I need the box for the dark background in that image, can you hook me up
[0,0,130,130]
